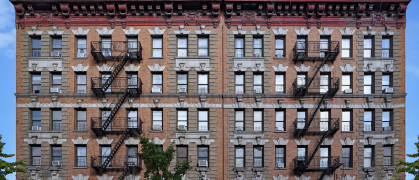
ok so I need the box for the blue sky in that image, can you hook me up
[0,0,418,179]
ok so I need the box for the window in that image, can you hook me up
[52,109,62,131]
[235,73,244,94]
[342,146,353,168]
[32,36,41,57]
[177,36,188,57]
[177,110,188,131]
[152,36,163,58]
[382,73,392,91]
[76,37,87,58]
[253,37,263,56]
[152,109,163,131]
[235,110,245,131]
[297,146,307,161]
[254,110,263,131]
[275,36,285,57]
[296,36,307,53]
[32,74,41,93]
[275,146,285,168]
[127,37,138,53]
[364,110,374,131]
[127,73,138,89]
[364,146,374,167]
[198,73,209,93]
[297,110,307,129]
[235,37,244,57]
[51,37,62,55]
[275,73,285,93]
[76,109,86,131]
[177,73,188,93]
[383,146,393,166]
[342,110,352,132]
[320,36,330,58]
[235,146,245,168]
[320,146,330,167]
[198,146,209,165]
[76,146,87,167]
[31,109,41,129]
[253,146,264,167]
[320,73,330,93]
[31,146,41,165]
[382,36,393,58]
[198,110,209,131]
[253,73,263,93]
[152,73,163,93]
[127,146,138,166]
[101,109,111,131]
[364,36,374,58]
[382,110,392,131]
[101,145,111,166]
[51,146,62,165]
[296,73,307,87]
[364,74,374,94]
[51,73,62,93]
[198,36,209,56]
[342,36,352,58]
[127,109,138,128]
[275,110,285,131]
[76,73,87,93]
[176,146,188,164]
[342,73,352,93]
[101,73,111,92]
[101,37,112,57]
[320,110,329,131]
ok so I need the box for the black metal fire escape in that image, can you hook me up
[292,41,342,180]
[90,41,143,179]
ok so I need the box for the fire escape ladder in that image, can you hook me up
[101,130,130,169]
[101,89,132,131]
[306,130,329,168]
[119,164,131,180]
[306,54,329,90]
[101,54,130,93]
[303,90,330,133]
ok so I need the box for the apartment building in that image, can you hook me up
[11,0,409,179]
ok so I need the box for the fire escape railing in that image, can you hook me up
[91,41,142,62]
[292,41,339,62]
[91,155,141,172]
[91,117,143,136]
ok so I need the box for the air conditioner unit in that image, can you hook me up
[383,126,392,131]
[236,126,243,131]
[383,87,394,94]
[153,125,162,131]
[32,126,41,131]
[77,53,86,58]
[343,89,353,94]
[198,160,208,167]
[51,52,61,57]
[52,160,61,166]
[255,88,262,94]
[178,125,186,131]
[151,87,162,93]
[178,88,187,93]
[275,127,284,132]
[50,87,61,93]
[34,90,40,94]
[255,53,262,57]
[276,163,285,168]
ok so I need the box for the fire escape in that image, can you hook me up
[90,41,143,179]
[292,41,342,180]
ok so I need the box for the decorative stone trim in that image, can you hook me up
[363,59,394,72]
[124,137,140,145]
[72,174,89,180]
[24,138,67,145]
[123,27,141,36]
[151,137,166,145]
[28,58,63,72]
[380,26,395,36]
[232,26,247,35]
[195,25,211,35]
[318,27,334,35]
[230,135,268,145]
[294,138,310,145]
[340,28,355,35]
[252,172,264,180]
[72,27,90,36]
[294,64,310,72]
[96,137,114,145]
[96,27,114,36]
[295,175,310,180]
[272,64,288,72]
[362,26,376,35]
[47,171,63,180]
[251,26,265,35]
[96,64,114,71]
[171,136,215,145]
[273,138,289,145]
[233,57,265,72]
[124,64,141,71]
[148,64,166,72]
[148,27,166,35]
[71,64,89,72]
[321,138,333,145]
[320,64,333,72]
[175,58,211,71]
[272,27,288,35]
[273,175,289,180]
[47,26,64,36]
[173,25,191,35]
[322,175,333,180]
[295,28,310,35]
[339,64,355,72]
[341,175,355,180]
[27,26,43,35]
[124,175,140,180]
[97,174,114,180]
[360,134,399,145]
[340,138,356,146]
[71,137,89,145]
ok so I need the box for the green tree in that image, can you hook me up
[397,136,419,180]
[138,135,191,180]
[0,135,26,179]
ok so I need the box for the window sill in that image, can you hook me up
[342,167,354,170]
[274,131,287,133]
[273,57,287,60]
[252,167,265,172]
[73,57,88,60]
[274,167,286,170]
[149,130,163,133]
[341,131,354,133]
[73,167,88,169]
[149,57,165,59]
[341,57,354,60]
[73,130,88,132]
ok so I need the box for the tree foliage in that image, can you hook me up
[0,135,26,179]
[138,135,191,180]
[397,136,419,180]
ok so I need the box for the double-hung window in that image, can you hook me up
[383,146,393,166]
[253,146,264,167]
[382,73,392,92]
[101,109,111,131]
[101,73,111,92]
[127,37,138,53]
[101,145,111,166]
[297,146,307,162]
[235,110,244,131]
[297,110,306,129]
[76,146,87,167]
[320,110,329,131]
[342,146,353,168]
[320,146,330,168]
[235,146,245,168]
[101,37,112,57]
[198,73,209,93]
[152,73,163,93]
[382,110,392,131]
[296,73,307,88]
[31,146,41,166]
[364,74,374,94]
[364,36,374,58]
[253,37,263,56]
[198,110,209,131]
[76,37,87,58]
[364,110,374,131]
[177,73,188,93]
[296,36,307,54]
[320,73,330,93]
[152,109,163,131]
[254,110,263,131]
[198,146,209,166]
[31,109,41,130]
[275,73,285,93]
[275,146,285,168]
[32,74,41,93]
[342,73,352,93]
[235,37,244,57]
[342,36,352,58]
[177,146,188,164]
[382,36,392,58]
[51,73,62,93]
[198,36,209,56]
[127,146,138,166]
[127,109,138,128]
[76,73,87,93]
[152,36,163,58]
[253,73,263,93]
[32,36,41,57]
[76,109,87,131]
[51,146,62,165]
[364,146,374,167]
[52,109,62,131]
[51,37,62,55]
[275,36,285,58]
[177,110,188,131]
[275,110,285,131]
[177,36,188,57]
[127,73,138,89]
[342,110,352,132]
[320,36,330,58]
[235,73,244,94]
